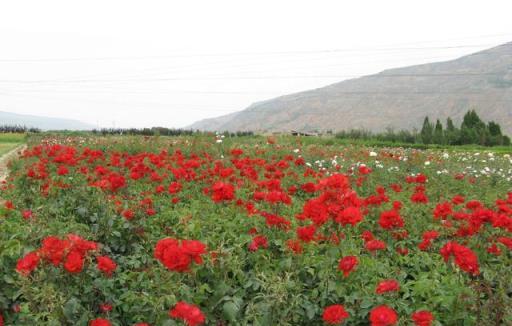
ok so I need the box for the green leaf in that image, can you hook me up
[223,300,240,322]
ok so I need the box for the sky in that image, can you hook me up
[1,0,512,128]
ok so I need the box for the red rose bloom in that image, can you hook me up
[365,239,386,252]
[22,210,33,220]
[169,301,205,326]
[378,210,404,230]
[210,181,235,202]
[154,238,206,272]
[40,236,69,266]
[297,224,317,242]
[369,305,398,326]
[57,165,69,175]
[89,318,112,326]
[16,251,40,276]
[411,310,434,326]
[322,304,349,325]
[96,256,117,276]
[338,256,358,278]
[64,250,84,274]
[440,241,480,275]
[335,206,363,226]
[122,209,135,220]
[375,279,400,294]
[100,303,113,312]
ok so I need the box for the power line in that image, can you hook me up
[0,71,507,85]
[0,43,509,63]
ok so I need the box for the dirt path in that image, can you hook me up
[0,144,27,183]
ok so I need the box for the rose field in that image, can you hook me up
[1,134,512,326]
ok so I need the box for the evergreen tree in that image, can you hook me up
[433,119,444,144]
[445,117,459,145]
[460,110,486,145]
[487,121,504,146]
[420,116,434,145]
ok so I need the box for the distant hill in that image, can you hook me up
[189,42,512,135]
[0,111,95,130]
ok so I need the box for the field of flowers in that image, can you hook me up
[0,134,511,326]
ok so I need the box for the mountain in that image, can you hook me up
[189,42,512,135]
[0,111,95,130]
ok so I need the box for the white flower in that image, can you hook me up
[216,139,223,143]
[369,151,377,157]
[293,149,300,153]
[442,153,450,159]
[424,161,431,166]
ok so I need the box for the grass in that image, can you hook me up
[0,133,26,143]
[0,133,26,156]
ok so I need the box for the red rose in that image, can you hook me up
[181,240,207,264]
[210,181,235,202]
[369,305,398,326]
[122,209,135,220]
[40,236,69,266]
[335,206,363,226]
[89,318,112,326]
[169,301,205,326]
[22,210,33,220]
[338,256,358,278]
[440,241,480,275]
[16,251,40,276]
[365,239,386,252]
[297,225,317,242]
[411,310,434,326]
[375,279,400,294]
[97,256,117,276]
[64,250,84,274]
[155,238,206,272]
[322,304,349,325]
[161,247,192,272]
[100,303,113,312]
[57,165,69,175]
[378,210,404,230]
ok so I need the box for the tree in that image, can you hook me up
[433,119,444,144]
[460,110,486,145]
[445,117,460,145]
[420,117,434,145]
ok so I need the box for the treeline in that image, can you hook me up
[91,127,254,137]
[420,110,510,146]
[0,125,40,133]
[335,110,510,147]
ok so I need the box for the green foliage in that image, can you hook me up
[335,110,510,147]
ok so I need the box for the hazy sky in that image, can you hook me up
[1,0,512,128]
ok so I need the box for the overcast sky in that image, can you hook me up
[1,0,512,128]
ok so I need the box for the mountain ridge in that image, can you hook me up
[0,111,95,130]
[189,42,512,134]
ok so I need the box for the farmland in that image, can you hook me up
[1,133,511,326]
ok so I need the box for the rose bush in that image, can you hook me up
[0,134,511,325]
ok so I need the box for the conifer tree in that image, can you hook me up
[420,117,434,145]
